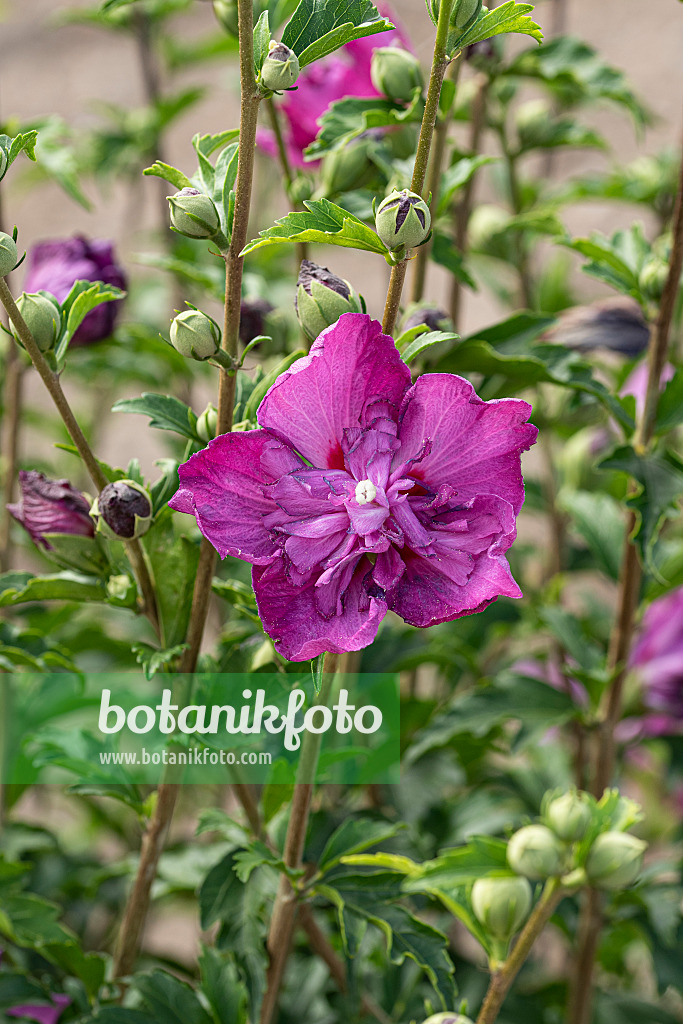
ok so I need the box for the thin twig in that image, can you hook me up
[382,0,456,335]
[259,652,340,1024]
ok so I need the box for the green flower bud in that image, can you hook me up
[106,573,137,607]
[168,188,220,239]
[375,189,431,252]
[370,47,423,105]
[261,40,300,92]
[91,480,152,541]
[546,791,593,842]
[197,402,219,442]
[0,231,18,276]
[420,1014,475,1024]
[321,138,376,197]
[585,832,646,891]
[213,0,239,34]
[507,824,567,881]
[13,292,61,352]
[471,876,533,941]
[452,0,482,30]
[639,256,669,300]
[296,259,362,341]
[515,99,553,150]
[170,309,221,360]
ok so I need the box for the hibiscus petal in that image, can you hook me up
[258,313,411,469]
[169,431,300,562]
[397,374,538,513]
[253,557,387,661]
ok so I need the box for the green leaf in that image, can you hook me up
[559,490,625,581]
[199,947,248,1024]
[431,232,477,289]
[133,642,188,678]
[0,131,38,180]
[241,198,387,257]
[281,0,394,68]
[655,368,683,435]
[57,280,125,358]
[143,515,200,648]
[143,160,192,190]
[562,224,651,300]
[246,350,306,423]
[401,330,459,365]
[112,393,200,441]
[31,117,92,209]
[318,818,404,873]
[253,10,271,73]
[437,156,496,215]
[405,836,509,889]
[599,445,683,565]
[0,571,107,607]
[134,971,213,1024]
[455,2,543,49]
[305,94,423,160]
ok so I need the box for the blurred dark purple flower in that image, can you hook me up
[257,4,408,167]
[240,297,274,346]
[8,470,94,550]
[7,994,71,1024]
[546,297,650,358]
[23,236,126,345]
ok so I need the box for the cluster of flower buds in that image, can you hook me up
[0,231,18,276]
[261,40,300,92]
[370,46,423,105]
[375,189,431,255]
[12,292,62,352]
[91,480,152,541]
[167,188,221,240]
[295,259,363,341]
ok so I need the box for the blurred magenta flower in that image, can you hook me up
[23,237,126,345]
[257,4,408,167]
[620,359,675,420]
[169,313,537,661]
[8,470,94,550]
[6,994,71,1024]
[632,587,683,722]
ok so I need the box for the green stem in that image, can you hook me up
[179,0,261,677]
[568,122,683,1024]
[382,0,456,335]
[0,276,159,631]
[476,879,564,1024]
[259,652,340,1024]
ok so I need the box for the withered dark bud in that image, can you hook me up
[92,480,152,540]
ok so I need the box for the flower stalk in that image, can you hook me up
[382,0,456,334]
[259,651,339,1024]
[568,124,683,1024]
[0,276,159,629]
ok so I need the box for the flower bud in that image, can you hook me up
[471,876,532,940]
[8,470,95,550]
[370,47,423,105]
[639,256,669,300]
[452,0,483,31]
[261,40,300,92]
[167,188,220,239]
[375,189,431,252]
[91,480,152,540]
[546,791,592,842]
[402,305,452,334]
[420,1014,475,1024]
[585,832,646,891]
[295,259,362,341]
[321,138,376,196]
[13,292,61,352]
[507,824,566,880]
[240,297,274,346]
[170,309,221,360]
[213,0,239,34]
[0,231,18,276]
[197,402,218,442]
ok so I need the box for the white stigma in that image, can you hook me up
[355,479,377,505]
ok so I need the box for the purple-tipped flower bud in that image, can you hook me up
[13,292,61,352]
[197,403,218,443]
[420,1014,475,1024]
[0,231,18,276]
[295,259,362,341]
[546,791,593,842]
[8,470,95,549]
[92,480,152,540]
[168,188,221,239]
[261,40,300,92]
[402,305,452,334]
[375,189,431,252]
[471,875,533,941]
[371,47,423,105]
[507,824,567,880]
[170,309,221,360]
[585,832,646,891]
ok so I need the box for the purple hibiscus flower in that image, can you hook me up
[631,587,683,723]
[23,237,126,345]
[257,4,408,167]
[6,994,71,1024]
[169,313,537,661]
[8,470,95,550]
